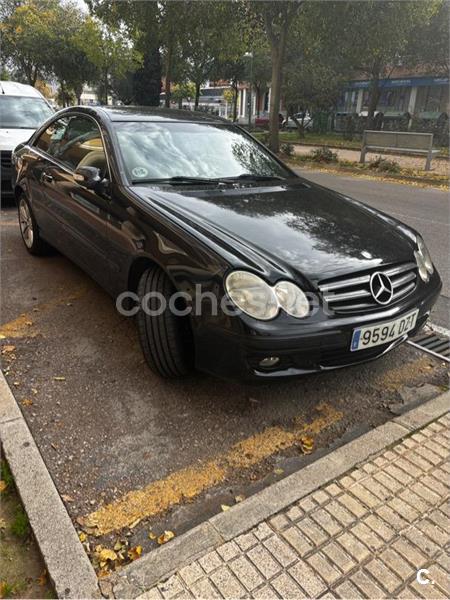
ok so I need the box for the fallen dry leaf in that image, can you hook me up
[98,548,117,563]
[157,531,175,545]
[0,518,7,529]
[127,545,142,561]
[25,321,33,326]
[37,571,47,586]
[0,481,7,493]
[21,398,33,407]
[0,334,6,340]
[1,345,15,354]
[78,532,87,543]
[62,494,74,503]
[235,495,245,503]
[273,468,284,475]
[299,435,314,455]
[221,504,231,512]
[148,531,157,540]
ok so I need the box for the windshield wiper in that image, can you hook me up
[226,174,285,181]
[131,176,223,185]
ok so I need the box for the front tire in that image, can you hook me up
[136,266,193,378]
[17,194,50,255]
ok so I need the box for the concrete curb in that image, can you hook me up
[110,390,449,597]
[0,371,100,599]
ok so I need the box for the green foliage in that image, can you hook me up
[0,460,13,491]
[10,506,29,540]
[368,156,401,173]
[309,147,338,163]
[281,143,294,157]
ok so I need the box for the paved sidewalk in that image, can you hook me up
[293,145,449,176]
[140,415,449,599]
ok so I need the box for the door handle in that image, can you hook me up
[42,172,54,183]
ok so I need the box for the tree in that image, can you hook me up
[0,0,56,85]
[171,81,196,109]
[47,3,98,105]
[324,1,443,127]
[83,17,139,105]
[249,1,303,152]
[282,3,351,137]
[407,0,449,77]
[87,0,161,105]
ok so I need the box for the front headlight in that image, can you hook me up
[225,271,309,320]
[225,271,279,320]
[415,236,434,282]
[274,281,309,318]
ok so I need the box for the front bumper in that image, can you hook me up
[194,272,442,382]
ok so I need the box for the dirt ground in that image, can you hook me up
[0,461,54,599]
[293,144,449,175]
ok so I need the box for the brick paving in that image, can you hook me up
[140,414,449,599]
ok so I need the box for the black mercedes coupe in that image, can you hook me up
[12,106,441,381]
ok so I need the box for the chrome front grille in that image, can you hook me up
[0,151,12,169]
[318,262,418,314]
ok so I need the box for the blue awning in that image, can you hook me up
[348,76,448,89]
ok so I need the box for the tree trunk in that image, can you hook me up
[232,80,238,122]
[194,81,201,110]
[164,39,173,108]
[288,104,305,139]
[268,44,283,153]
[255,85,260,117]
[367,62,381,129]
[60,80,66,107]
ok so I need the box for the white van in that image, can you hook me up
[1,81,54,194]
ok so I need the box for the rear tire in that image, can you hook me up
[17,194,51,255]
[136,266,193,378]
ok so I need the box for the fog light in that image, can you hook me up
[259,356,280,368]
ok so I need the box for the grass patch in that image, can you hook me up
[0,461,14,492]
[252,130,448,156]
[10,507,29,540]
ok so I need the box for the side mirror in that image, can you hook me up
[73,166,102,190]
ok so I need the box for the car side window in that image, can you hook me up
[54,116,107,178]
[34,117,69,154]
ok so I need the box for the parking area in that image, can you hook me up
[1,173,448,569]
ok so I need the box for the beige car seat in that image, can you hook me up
[77,150,107,178]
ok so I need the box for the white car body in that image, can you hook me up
[0,81,53,192]
[283,113,313,130]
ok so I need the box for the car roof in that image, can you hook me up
[59,105,229,124]
[0,80,47,98]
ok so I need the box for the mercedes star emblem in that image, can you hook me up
[370,272,394,305]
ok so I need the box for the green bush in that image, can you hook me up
[368,155,401,173]
[281,142,294,157]
[258,132,269,147]
[309,147,338,163]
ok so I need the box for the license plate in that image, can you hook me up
[350,309,419,352]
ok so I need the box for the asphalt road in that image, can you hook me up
[1,173,448,567]
[298,170,450,329]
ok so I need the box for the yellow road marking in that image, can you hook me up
[79,402,343,536]
[0,287,87,338]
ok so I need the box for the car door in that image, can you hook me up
[32,114,112,290]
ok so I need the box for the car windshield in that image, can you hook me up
[114,121,291,183]
[0,96,53,129]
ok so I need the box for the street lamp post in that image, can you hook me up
[244,52,253,130]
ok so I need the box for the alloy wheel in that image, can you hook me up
[19,198,34,248]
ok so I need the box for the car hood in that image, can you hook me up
[132,179,415,283]
[0,128,35,151]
